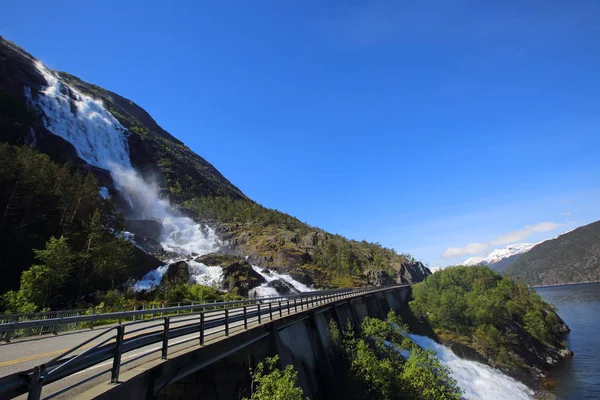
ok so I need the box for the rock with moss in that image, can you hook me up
[196,253,265,296]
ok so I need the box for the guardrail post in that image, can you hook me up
[300,298,304,311]
[162,317,170,360]
[199,312,204,346]
[269,303,273,320]
[294,299,298,313]
[111,326,124,383]
[287,300,291,315]
[53,312,59,335]
[132,306,136,322]
[225,309,229,336]
[90,307,96,330]
[278,301,282,317]
[258,304,261,324]
[243,307,248,329]
[27,364,45,400]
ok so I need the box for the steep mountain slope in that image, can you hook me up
[0,37,245,203]
[461,243,535,272]
[504,221,600,286]
[0,37,430,300]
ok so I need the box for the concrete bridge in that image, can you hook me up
[0,285,411,399]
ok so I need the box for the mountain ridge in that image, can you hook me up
[461,243,536,272]
[0,36,430,300]
[504,220,600,286]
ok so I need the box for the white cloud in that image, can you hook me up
[442,242,489,259]
[491,222,561,245]
[442,221,563,260]
[561,212,572,216]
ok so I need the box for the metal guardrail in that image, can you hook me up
[0,285,406,400]
[0,301,209,341]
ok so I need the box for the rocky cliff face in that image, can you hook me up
[363,261,432,287]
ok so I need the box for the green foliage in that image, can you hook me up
[329,311,461,400]
[244,355,307,400]
[410,266,565,369]
[0,144,144,312]
[185,196,413,285]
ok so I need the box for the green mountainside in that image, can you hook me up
[0,37,429,312]
[504,221,600,286]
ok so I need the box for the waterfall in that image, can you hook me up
[26,60,314,295]
[409,334,534,400]
[28,62,132,173]
[249,265,312,297]
[27,61,221,287]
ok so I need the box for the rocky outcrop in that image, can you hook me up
[364,270,396,287]
[266,279,300,295]
[398,261,431,284]
[165,261,190,284]
[125,220,163,243]
[197,253,265,296]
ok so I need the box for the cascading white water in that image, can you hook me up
[409,334,534,400]
[26,60,313,294]
[27,61,221,287]
[28,62,132,173]
[249,265,312,297]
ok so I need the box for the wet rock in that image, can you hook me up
[165,261,190,284]
[288,272,314,287]
[267,279,300,296]
[125,219,163,243]
[132,234,164,254]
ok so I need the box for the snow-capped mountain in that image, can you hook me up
[461,243,536,272]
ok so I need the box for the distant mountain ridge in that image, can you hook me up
[461,243,536,272]
[504,221,600,286]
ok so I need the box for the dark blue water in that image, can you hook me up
[536,282,600,399]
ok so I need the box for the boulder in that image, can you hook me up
[267,279,300,296]
[196,253,266,296]
[221,260,266,296]
[398,261,431,284]
[165,261,190,284]
[364,270,395,287]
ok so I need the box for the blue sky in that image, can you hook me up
[3,1,600,267]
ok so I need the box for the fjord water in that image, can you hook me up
[536,282,600,399]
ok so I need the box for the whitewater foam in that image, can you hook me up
[249,266,312,297]
[28,62,132,172]
[409,334,533,400]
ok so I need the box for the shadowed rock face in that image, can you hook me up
[125,220,163,243]
[398,261,431,284]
